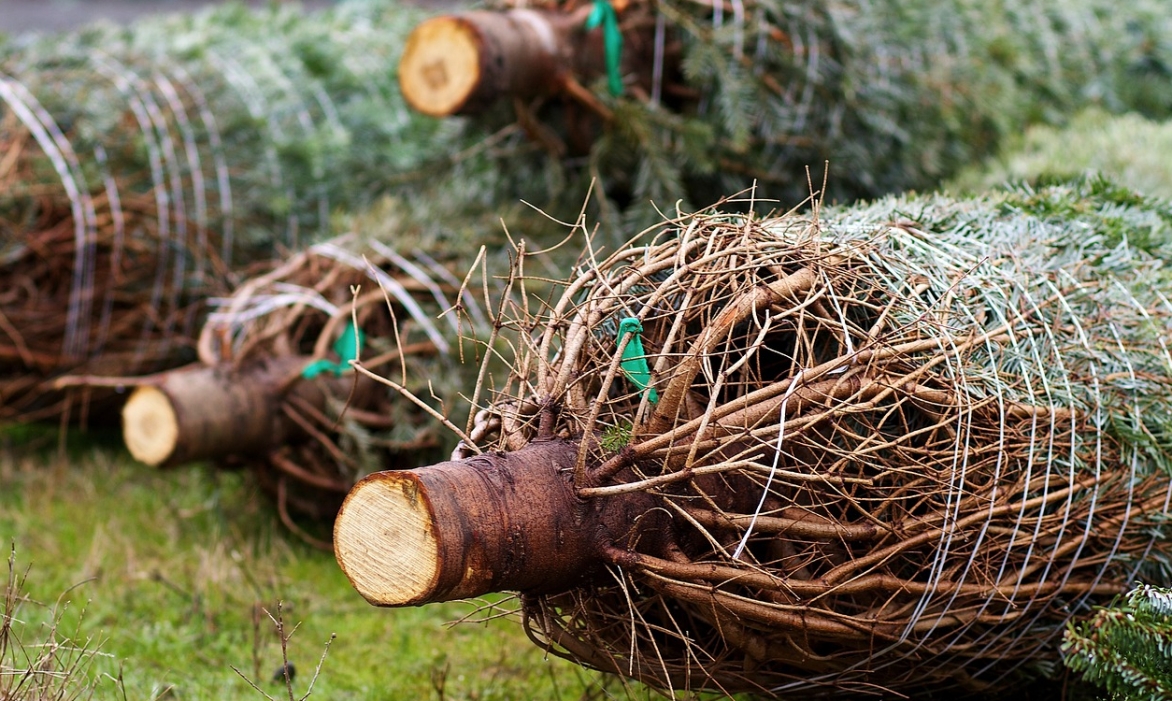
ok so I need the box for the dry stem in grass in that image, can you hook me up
[1,546,118,701]
[231,601,334,701]
[336,180,1172,697]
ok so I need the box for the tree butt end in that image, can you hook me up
[399,16,482,117]
[122,385,179,467]
[334,471,441,606]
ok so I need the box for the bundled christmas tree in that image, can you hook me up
[334,176,1172,696]
[397,0,1172,218]
[115,196,506,543]
[0,0,548,424]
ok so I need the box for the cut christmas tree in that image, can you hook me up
[118,214,490,543]
[335,176,1172,696]
[397,0,1172,215]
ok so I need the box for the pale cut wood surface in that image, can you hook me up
[399,16,483,117]
[334,472,441,606]
[122,385,180,466]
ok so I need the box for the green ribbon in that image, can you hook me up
[585,0,624,97]
[302,321,365,379]
[618,317,657,403]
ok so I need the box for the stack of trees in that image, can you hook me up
[335,176,1172,696]
[9,0,1172,427]
[0,0,545,425]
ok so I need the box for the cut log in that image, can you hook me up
[334,440,665,606]
[398,8,653,116]
[122,356,359,467]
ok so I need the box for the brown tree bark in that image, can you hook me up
[121,356,366,467]
[398,8,658,117]
[334,440,667,606]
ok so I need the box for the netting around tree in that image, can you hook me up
[444,177,1172,696]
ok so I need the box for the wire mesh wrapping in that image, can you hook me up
[483,0,1172,217]
[0,0,521,424]
[443,177,1172,697]
[195,232,484,545]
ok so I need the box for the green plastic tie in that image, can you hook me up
[618,317,657,403]
[301,321,365,379]
[585,0,623,97]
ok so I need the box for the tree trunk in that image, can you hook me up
[334,439,665,606]
[121,356,363,467]
[398,8,656,117]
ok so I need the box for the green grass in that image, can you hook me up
[0,430,643,700]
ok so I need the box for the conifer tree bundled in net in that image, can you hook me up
[121,224,485,544]
[399,0,1172,215]
[0,0,535,424]
[335,177,1172,696]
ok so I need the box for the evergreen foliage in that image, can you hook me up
[951,108,1172,201]
[0,0,544,253]
[1064,586,1172,701]
[573,0,1172,224]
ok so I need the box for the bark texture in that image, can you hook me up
[121,356,355,467]
[334,439,665,606]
